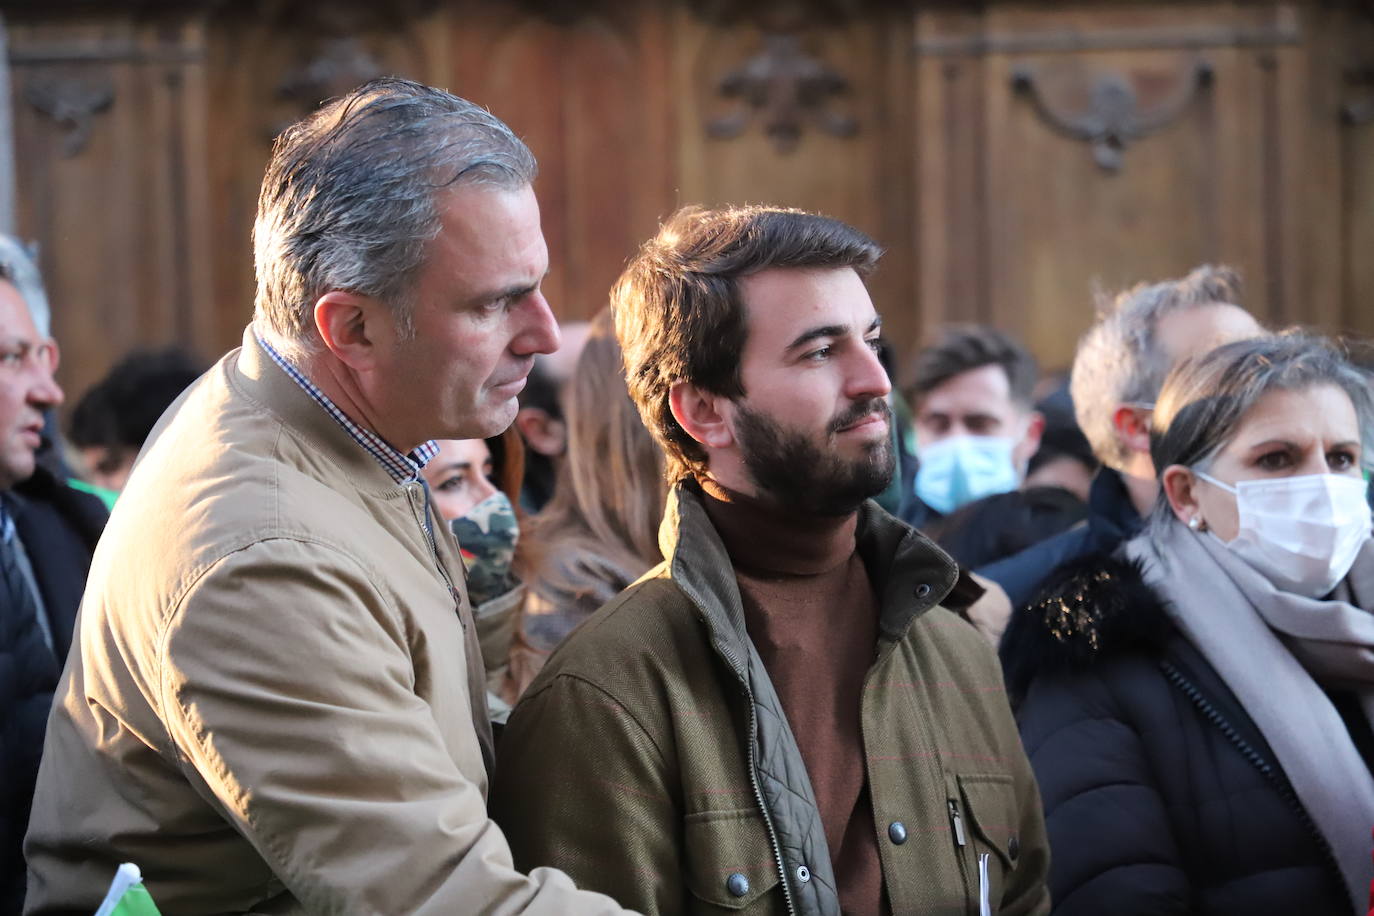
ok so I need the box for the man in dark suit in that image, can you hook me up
[0,237,105,912]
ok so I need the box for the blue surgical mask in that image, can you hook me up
[914,435,1019,516]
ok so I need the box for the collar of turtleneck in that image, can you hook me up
[696,477,858,577]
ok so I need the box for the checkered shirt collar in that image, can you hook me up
[254,333,438,485]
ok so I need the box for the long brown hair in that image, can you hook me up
[529,308,667,588]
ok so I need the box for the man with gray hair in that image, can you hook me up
[25,78,631,914]
[0,237,107,913]
[979,265,1261,611]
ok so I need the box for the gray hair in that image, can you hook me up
[253,77,537,361]
[0,236,50,335]
[1146,332,1374,533]
[1070,264,1245,471]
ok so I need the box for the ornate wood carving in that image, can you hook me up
[276,36,384,112]
[1010,59,1214,172]
[915,21,1301,57]
[1343,63,1374,127]
[263,3,426,135]
[23,73,115,157]
[688,0,877,31]
[1343,95,1373,127]
[707,31,858,154]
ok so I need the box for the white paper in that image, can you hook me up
[978,852,992,916]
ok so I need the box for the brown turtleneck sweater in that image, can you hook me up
[700,481,888,916]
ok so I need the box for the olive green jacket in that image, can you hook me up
[491,483,1050,915]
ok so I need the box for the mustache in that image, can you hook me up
[828,397,890,435]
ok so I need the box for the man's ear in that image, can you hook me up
[314,291,385,370]
[1161,464,1201,523]
[669,381,733,450]
[515,407,568,457]
[1111,404,1152,456]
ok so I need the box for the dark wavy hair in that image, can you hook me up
[611,204,883,483]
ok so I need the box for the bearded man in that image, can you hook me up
[490,206,1050,916]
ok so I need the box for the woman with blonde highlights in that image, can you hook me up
[1002,333,1374,915]
[504,309,667,701]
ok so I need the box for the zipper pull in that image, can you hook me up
[949,799,967,847]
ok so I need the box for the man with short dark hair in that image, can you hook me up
[491,205,1049,915]
[513,320,588,512]
[68,347,203,493]
[900,325,1044,529]
[24,79,630,914]
[0,237,106,914]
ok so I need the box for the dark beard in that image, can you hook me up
[733,397,895,517]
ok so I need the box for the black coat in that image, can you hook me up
[0,466,105,913]
[978,467,1143,610]
[1000,553,1351,916]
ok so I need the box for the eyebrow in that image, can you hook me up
[469,269,551,309]
[785,315,882,353]
[432,461,474,475]
[1245,438,1361,452]
[919,409,1000,423]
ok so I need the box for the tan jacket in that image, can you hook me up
[24,330,630,915]
[491,483,1050,915]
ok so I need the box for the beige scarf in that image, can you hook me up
[1126,522,1374,914]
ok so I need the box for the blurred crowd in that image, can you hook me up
[3,77,1373,916]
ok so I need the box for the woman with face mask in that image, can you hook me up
[422,430,525,723]
[1001,334,1374,915]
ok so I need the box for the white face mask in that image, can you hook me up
[1196,471,1373,599]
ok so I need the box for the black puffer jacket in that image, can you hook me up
[1000,553,1351,916]
[978,467,1143,610]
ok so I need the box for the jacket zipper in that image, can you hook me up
[743,697,798,916]
[414,480,462,628]
[1159,660,1342,889]
[709,630,796,916]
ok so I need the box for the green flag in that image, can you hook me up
[94,863,161,916]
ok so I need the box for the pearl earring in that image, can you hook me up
[1188,516,1201,531]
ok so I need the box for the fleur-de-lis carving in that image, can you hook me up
[707,32,858,154]
[276,37,385,113]
[24,74,115,158]
[1011,60,1214,172]
[1343,65,1374,126]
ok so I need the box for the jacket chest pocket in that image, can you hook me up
[684,808,783,912]
[947,773,1019,915]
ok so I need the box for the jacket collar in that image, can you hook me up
[1087,466,1144,543]
[231,327,405,498]
[998,551,1173,703]
[659,480,961,673]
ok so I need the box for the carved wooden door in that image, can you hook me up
[912,2,1362,371]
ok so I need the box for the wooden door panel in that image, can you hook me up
[986,47,1239,368]
[913,2,1324,373]
[672,7,919,349]
[10,18,211,400]
[450,6,674,323]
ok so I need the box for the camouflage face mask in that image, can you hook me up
[449,491,520,607]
